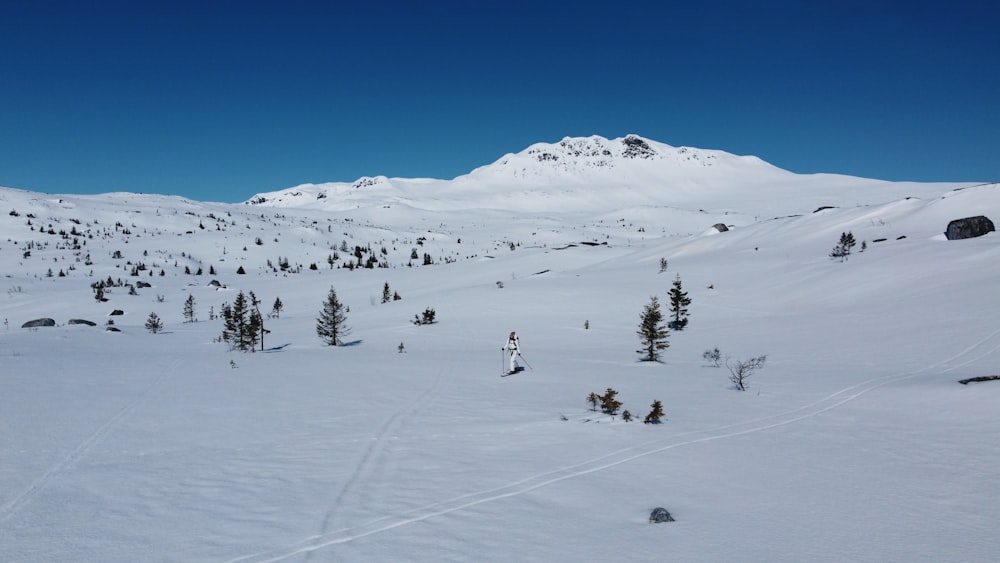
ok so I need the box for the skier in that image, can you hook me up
[502,331,521,375]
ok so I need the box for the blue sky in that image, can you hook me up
[1,0,997,203]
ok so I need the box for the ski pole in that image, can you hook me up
[517,352,533,371]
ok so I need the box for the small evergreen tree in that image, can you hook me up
[644,400,665,424]
[92,282,106,302]
[220,291,256,351]
[600,388,622,416]
[830,231,857,261]
[232,291,252,350]
[248,291,264,351]
[668,274,691,329]
[183,294,196,323]
[270,296,283,319]
[413,307,436,325]
[145,312,163,334]
[317,286,350,346]
[637,296,669,362]
[382,282,392,304]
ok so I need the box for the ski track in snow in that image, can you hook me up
[229,326,1000,562]
[0,359,178,524]
[306,356,455,562]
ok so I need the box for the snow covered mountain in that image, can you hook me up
[242,135,955,218]
[1,136,999,562]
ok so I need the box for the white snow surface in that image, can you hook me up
[2,135,999,562]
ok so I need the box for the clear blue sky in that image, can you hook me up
[2,0,997,202]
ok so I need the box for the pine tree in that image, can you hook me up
[637,296,669,362]
[220,302,234,344]
[600,388,622,416]
[248,291,263,351]
[316,286,350,346]
[668,274,691,329]
[183,293,196,323]
[382,282,392,304]
[270,296,283,319]
[830,231,857,261]
[220,291,255,351]
[145,312,163,334]
[644,400,665,424]
[232,291,251,350]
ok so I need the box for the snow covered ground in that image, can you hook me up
[2,136,999,561]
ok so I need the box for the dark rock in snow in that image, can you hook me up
[68,319,97,326]
[945,216,995,240]
[110,309,125,316]
[649,507,675,523]
[21,318,56,328]
[712,223,729,232]
[958,375,1000,385]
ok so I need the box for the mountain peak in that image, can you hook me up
[520,134,663,168]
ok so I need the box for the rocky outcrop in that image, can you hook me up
[22,318,55,328]
[649,507,675,523]
[945,216,995,240]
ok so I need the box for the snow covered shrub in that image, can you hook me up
[727,355,767,391]
[703,347,722,367]
[587,392,600,411]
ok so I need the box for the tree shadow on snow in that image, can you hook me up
[338,339,364,347]
[262,343,292,353]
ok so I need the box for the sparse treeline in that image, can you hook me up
[9,201,462,284]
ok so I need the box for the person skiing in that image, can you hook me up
[502,331,521,375]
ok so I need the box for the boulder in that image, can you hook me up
[109,309,125,316]
[945,216,995,240]
[68,319,97,326]
[712,223,729,233]
[649,507,675,523]
[22,318,56,328]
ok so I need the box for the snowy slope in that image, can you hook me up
[1,138,999,562]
